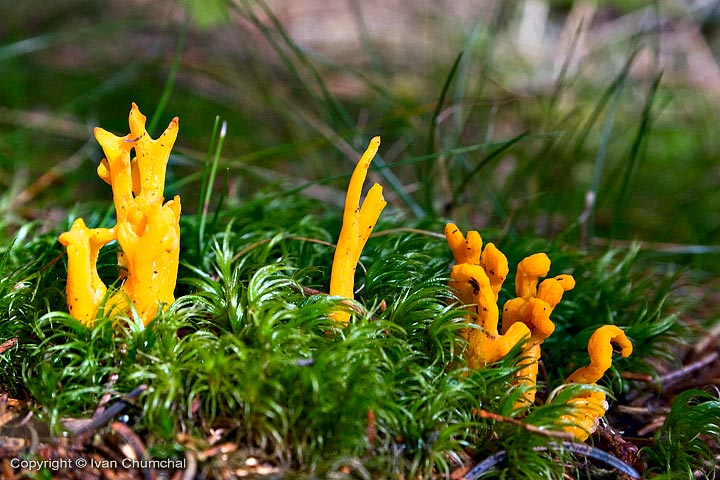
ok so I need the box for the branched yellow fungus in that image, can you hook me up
[561,325,633,440]
[60,103,181,326]
[58,219,115,326]
[445,224,531,368]
[445,225,575,405]
[329,137,386,326]
[445,225,632,442]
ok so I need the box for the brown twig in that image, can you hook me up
[621,371,655,383]
[0,338,18,355]
[660,351,719,387]
[366,409,376,452]
[476,409,575,441]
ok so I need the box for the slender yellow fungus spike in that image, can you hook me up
[446,225,531,368]
[445,223,482,265]
[61,104,181,327]
[94,126,134,222]
[58,219,115,326]
[515,253,551,298]
[559,325,633,441]
[480,243,508,301]
[565,325,633,385]
[329,137,386,326]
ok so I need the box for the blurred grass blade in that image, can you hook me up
[427,51,464,156]
[423,51,464,213]
[0,34,56,62]
[577,49,638,242]
[148,22,188,136]
[549,16,585,113]
[451,130,528,207]
[611,72,663,237]
[238,0,353,129]
[197,118,226,259]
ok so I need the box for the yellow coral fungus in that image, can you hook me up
[60,103,181,326]
[445,225,631,440]
[58,219,115,326]
[445,230,574,405]
[445,224,531,368]
[329,137,386,326]
[565,325,633,385]
[561,325,633,440]
[445,223,483,265]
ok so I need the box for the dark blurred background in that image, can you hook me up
[1,0,719,272]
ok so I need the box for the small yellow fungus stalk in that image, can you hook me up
[560,325,633,440]
[501,257,575,406]
[329,137,386,326]
[60,103,181,326]
[58,219,115,325]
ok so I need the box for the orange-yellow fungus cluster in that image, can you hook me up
[329,137,386,326]
[445,224,632,442]
[445,224,574,384]
[445,224,532,368]
[59,104,181,326]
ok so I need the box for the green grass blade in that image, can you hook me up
[611,71,663,237]
[423,51,464,213]
[577,50,638,242]
[450,130,528,208]
[197,119,226,259]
